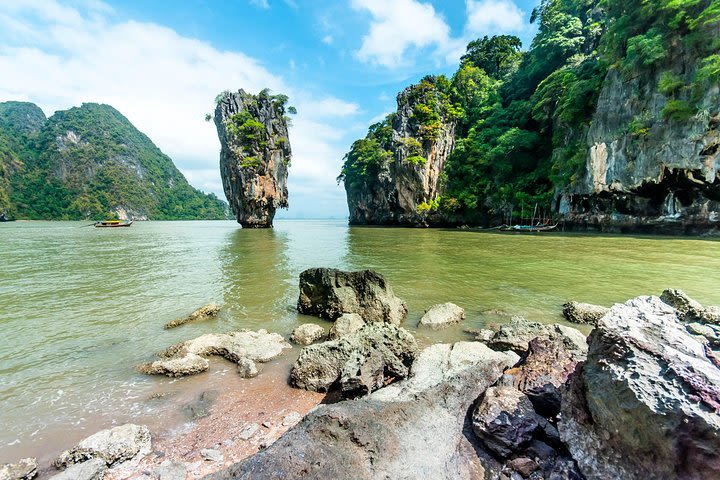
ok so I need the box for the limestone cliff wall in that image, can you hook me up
[346,83,456,226]
[563,31,720,233]
[214,90,290,228]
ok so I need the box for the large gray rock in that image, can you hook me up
[371,341,519,402]
[290,323,418,394]
[418,302,465,329]
[297,268,407,324]
[48,458,107,480]
[560,296,720,480]
[328,313,365,340]
[137,330,291,377]
[213,89,291,228]
[289,323,325,346]
[0,458,37,480]
[486,316,587,355]
[55,424,151,468]
[561,301,608,325]
[203,342,517,480]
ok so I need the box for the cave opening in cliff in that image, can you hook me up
[632,168,709,215]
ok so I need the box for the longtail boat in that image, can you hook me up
[498,223,557,232]
[94,219,134,228]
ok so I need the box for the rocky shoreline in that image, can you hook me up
[4,269,720,480]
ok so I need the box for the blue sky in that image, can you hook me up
[0,0,541,218]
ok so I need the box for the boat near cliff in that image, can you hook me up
[498,223,558,232]
[94,220,133,228]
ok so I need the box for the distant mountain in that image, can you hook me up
[0,101,227,220]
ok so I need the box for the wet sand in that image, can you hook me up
[110,359,324,479]
[27,356,324,479]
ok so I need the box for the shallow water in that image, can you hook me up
[1,219,719,462]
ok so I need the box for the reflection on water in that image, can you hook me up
[1,219,719,462]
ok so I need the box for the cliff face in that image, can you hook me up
[214,90,291,228]
[562,31,720,233]
[343,78,457,226]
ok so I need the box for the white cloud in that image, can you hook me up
[249,0,270,9]
[351,0,450,67]
[351,0,527,69]
[301,98,360,118]
[322,34,333,45]
[465,0,525,35]
[0,1,358,217]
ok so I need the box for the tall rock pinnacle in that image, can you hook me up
[214,89,291,228]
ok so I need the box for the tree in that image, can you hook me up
[460,35,523,79]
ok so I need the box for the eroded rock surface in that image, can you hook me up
[214,89,291,227]
[164,303,220,329]
[418,302,465,329]
[0,458,37,480]
[48,458,107,480]
[328,313,365,340]
[297,268,407,324]
[137,330,291,377]
[54,424,151,469]
[560,296,720,480]
[506,337,585,417]
[561,301,608,325]
[289,323,418,394]
[204,342,515,480]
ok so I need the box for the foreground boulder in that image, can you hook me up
[297,268,407,324]
[560,296,720,479]
[290,323,418,395]
[163,303,220,329]
[289,323,325,346]
[418,302,465,329]
[205,342,517,480]
[54,424,151,469]
[137,330,291,377]
[561,301,608,325]
[0,458,37,480]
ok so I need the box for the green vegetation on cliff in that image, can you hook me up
[0,102,227,220]
[341,0,720,223]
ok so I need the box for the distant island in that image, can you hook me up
[0,101,227,220]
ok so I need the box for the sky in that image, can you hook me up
[0,0,541,219]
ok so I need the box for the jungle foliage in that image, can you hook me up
[0,102,227,220]
[340,0,719,221]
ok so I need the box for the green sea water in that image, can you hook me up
[1,219,719,460]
